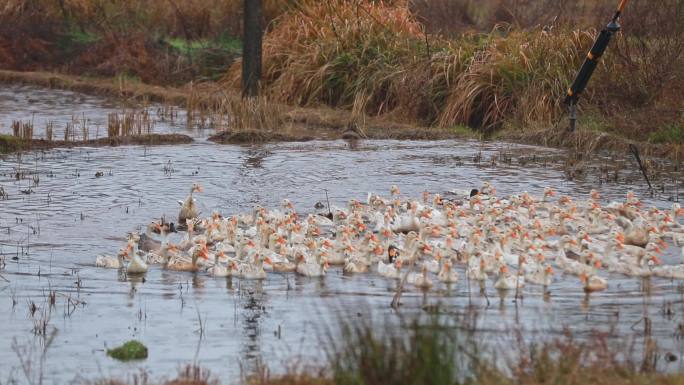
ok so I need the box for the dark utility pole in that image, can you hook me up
[564,0,628,131]
[242,0,262,98]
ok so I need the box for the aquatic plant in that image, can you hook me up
[106,340,148,361]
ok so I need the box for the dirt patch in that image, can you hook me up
[0,133,193,154]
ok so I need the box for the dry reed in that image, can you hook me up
[11,120,33,139]
[107,111,154,137]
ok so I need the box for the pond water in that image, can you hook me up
[0,84,213,140]
[1,85,684,384]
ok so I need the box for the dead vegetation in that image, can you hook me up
[0,0,291,84]
[107,111,155,137]
[225,0,684,144]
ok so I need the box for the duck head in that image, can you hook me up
[191,183,203,194]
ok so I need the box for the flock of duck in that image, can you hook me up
[96,182,684,293]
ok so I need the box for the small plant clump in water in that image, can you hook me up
[107,340,148,361]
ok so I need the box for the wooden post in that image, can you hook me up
[242,0,262,98]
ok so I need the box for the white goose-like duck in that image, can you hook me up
[437,258,458,283]
[494,265,524,290]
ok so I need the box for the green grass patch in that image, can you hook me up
[649,122,684,144]
[164,35,242,56]
[579,114,612,133]
[449,124,481,138]
[0,134,23,153]
[107,340,148,361]
[56,27,101,51]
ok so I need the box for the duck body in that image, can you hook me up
[407,265,433,289]
[494,267,525,290]
[296,260,327,277]
[127,253,148,274]
[95,254,124,269]
[178,183,203,226]
[437,261,459,283]
[378,260,402,279]
[525,265,553,286]
[582,273,608,292]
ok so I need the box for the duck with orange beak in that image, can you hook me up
[296,250,328,277]
[525,264,554,287]
[95,244,129,269]
[580,265,608,292]
[466,256,488,281]
[494,265,525,290]
[237,251,272,280]
[437,258,459,283]
[208,257,239,278]
[166,243,208,272]
[378,256,403,280]
[407,262,433,289]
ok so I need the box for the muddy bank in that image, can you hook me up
[208,130,315,144]
[208,120,457,144]
[501,127,684,163]
[0,133,193,153]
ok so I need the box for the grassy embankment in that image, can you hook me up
[1,0,683,156]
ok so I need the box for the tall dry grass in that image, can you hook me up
[229,1,594,131]
[437,27,595,132]
[225,0,684,139]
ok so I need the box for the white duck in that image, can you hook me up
[95,247,127,269]
[525,264,553,286]
[494,265,525,290]
[407,263,433,289]
[437,258,459,283]
[378,258,403,280]
[237,252,272,280]
[580,271,608,292]
[207,259,238,278]
[295,251,329,277]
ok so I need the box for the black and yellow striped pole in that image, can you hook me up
[564,0,628,131]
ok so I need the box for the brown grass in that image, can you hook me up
[226,1,597,133]
[0,133,193,154]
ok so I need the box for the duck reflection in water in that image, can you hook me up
[239,280,267,367]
